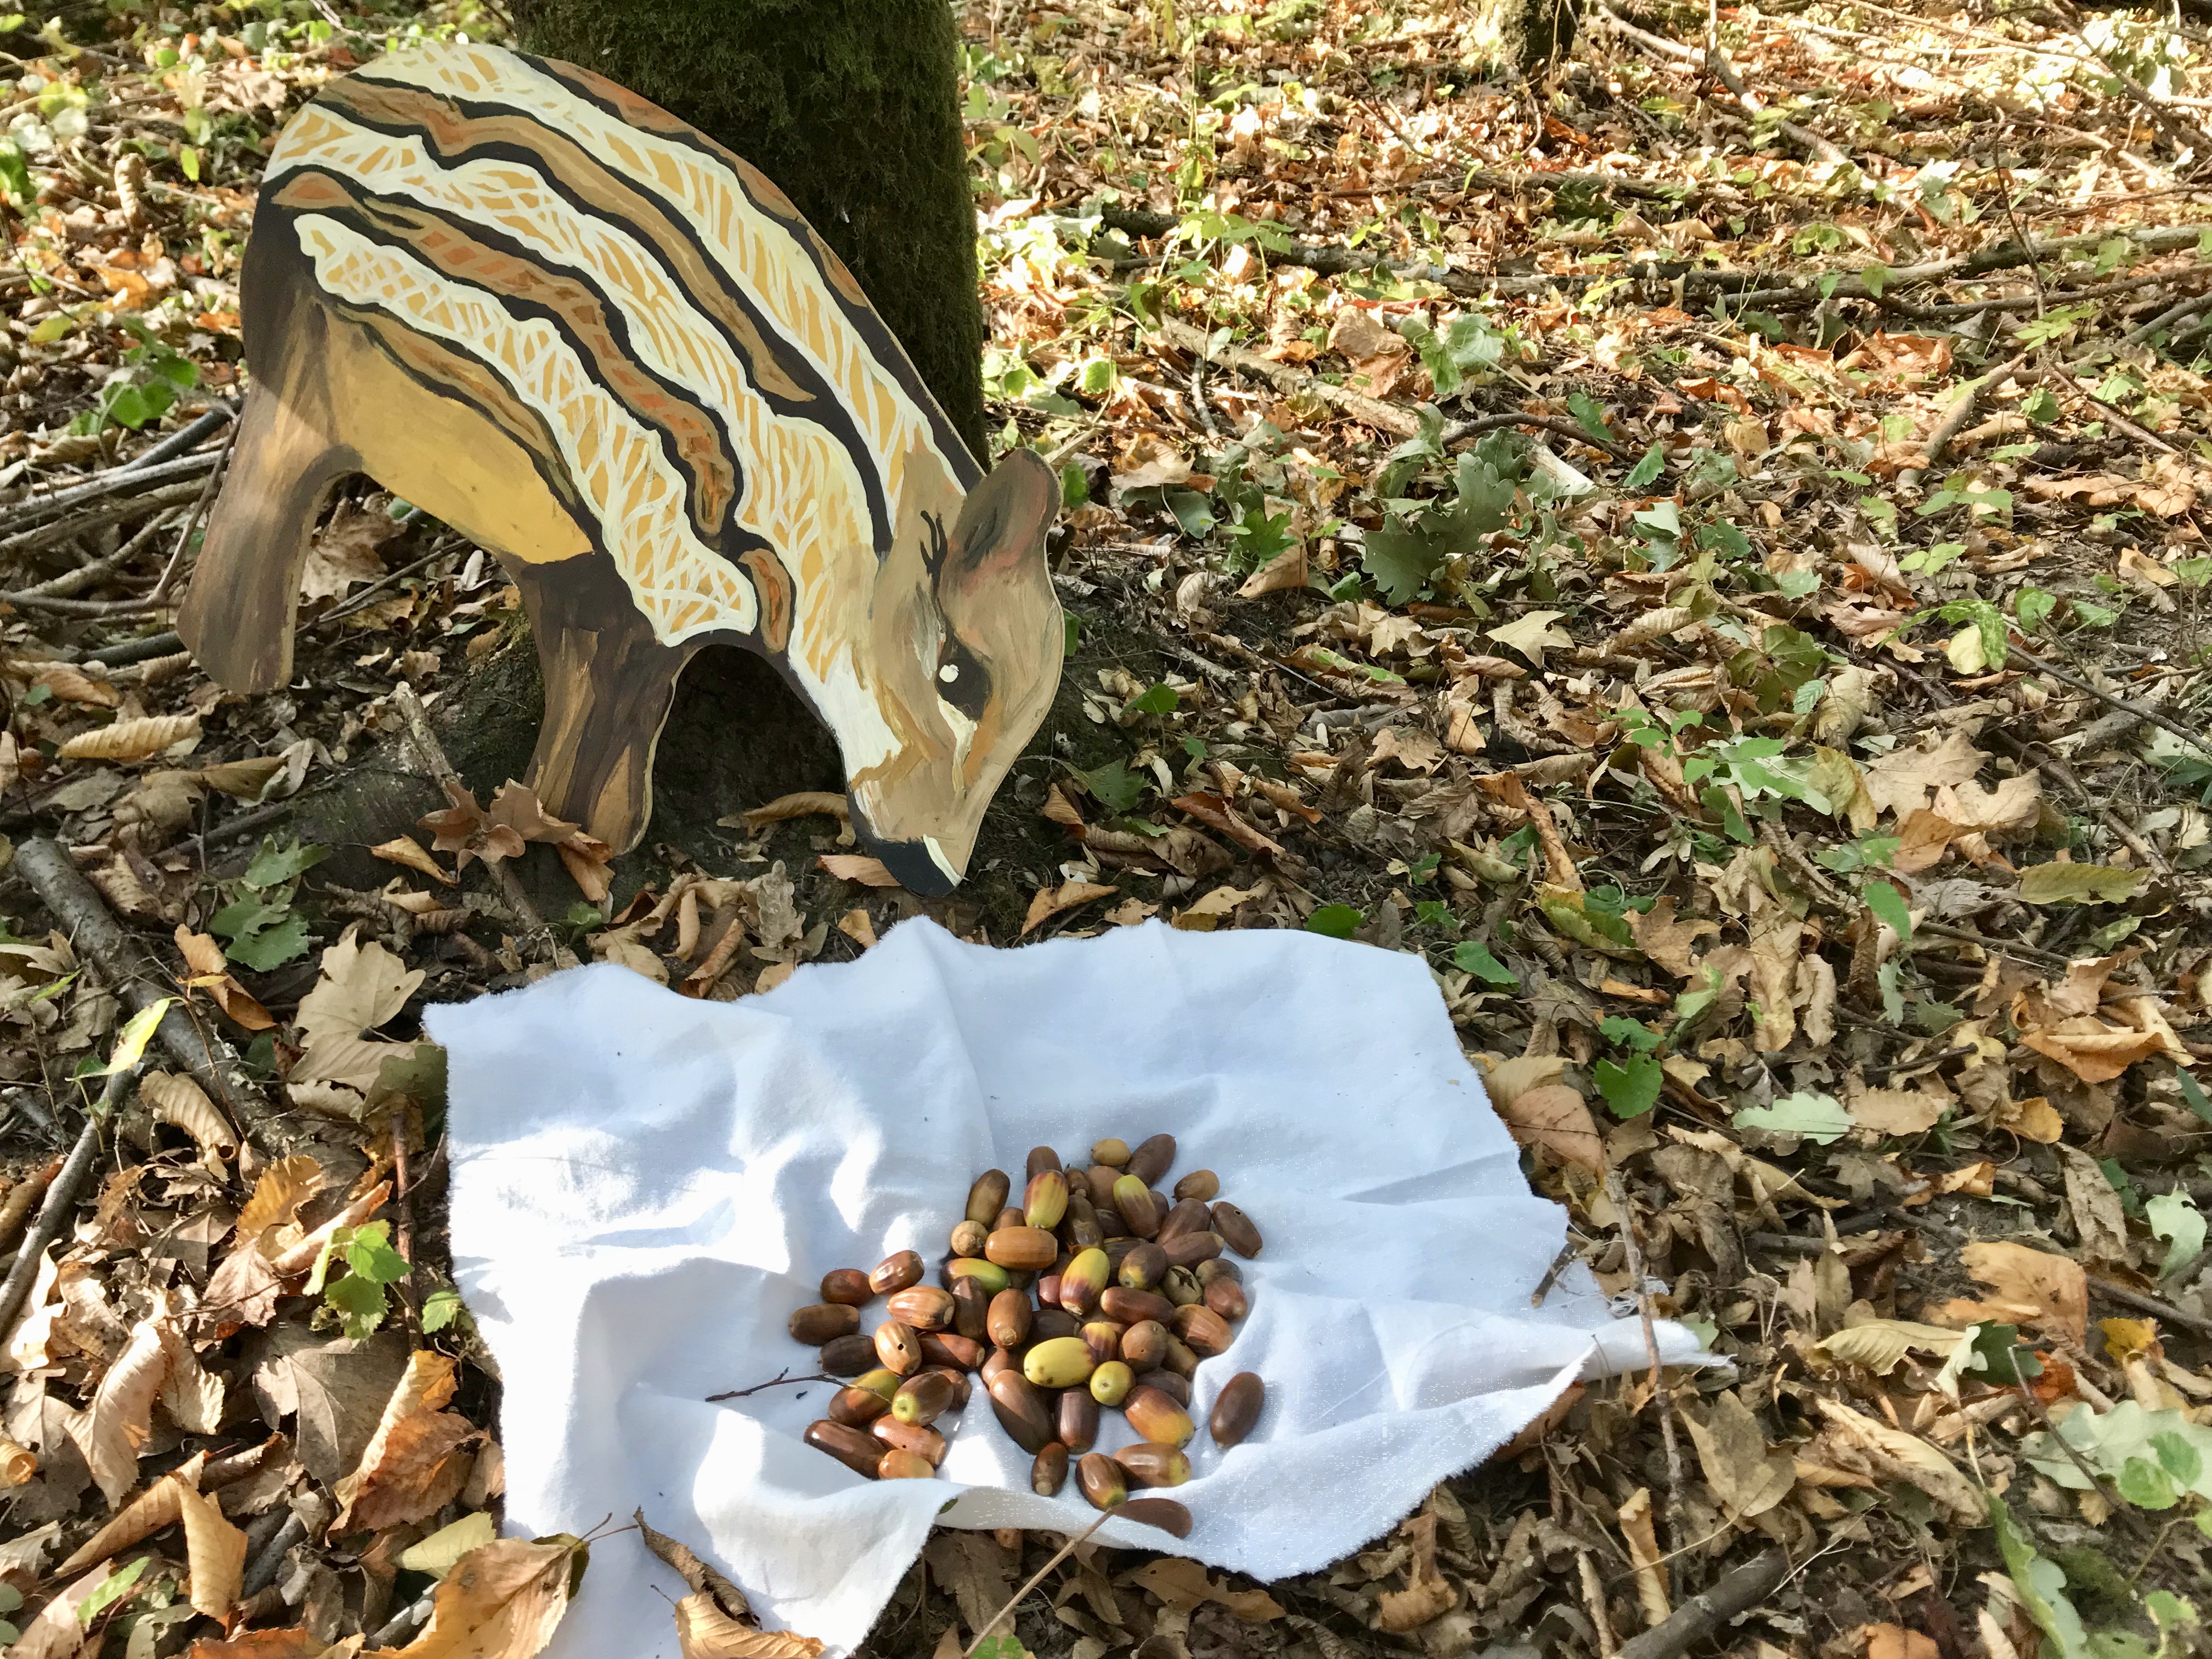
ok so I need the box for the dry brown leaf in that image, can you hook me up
[70,1315,168,1506]
[20,658,120,708]
[267,1181,393,1277]
[1477,771,1580,891]
[419,779,523,870]
[301,500,402,602]
[1492,1078,1604,1176]
[816,853,899,887]
[179,1479,247,1620]
[556,832,614,902]
[1847,1084,1946,1136]
[0,1434,34,1486]
[189,755,290,798]
[2019,1016,2168,1085]
[733,791,849,829]
[143,1070,238,1166]
[55,1453,205,1575]
[1864,1623,1942,1659]
[1939,1240,2087,1344]
[1237,543,1307,597]
[57,712,201,764]
[364,1534,586,1659]
[370,837,456,885]
[1812,1397,1982,1524]
[1021,879,1116,935]
[176,925,277,1031]
[1119,1558,1283,1621]
[2057,1144,2130,1267]
[333,1351,475,1536]
[234,1156,326,1254]
[1617,1487,1669,1626]
[674,1594,824,1659]
[10,1560,132,1659]
[836,909,877,949]
[1682,1390,1795,1521]
[184,1632,359,1658]
[1628,895,1719,977]
[160,1321,226,1436]
[1861,731,1987,820]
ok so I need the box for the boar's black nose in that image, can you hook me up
[872,838,959,898]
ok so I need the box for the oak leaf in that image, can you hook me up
[1938,1240,2086,1344]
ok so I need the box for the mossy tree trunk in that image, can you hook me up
[511,0,988,462]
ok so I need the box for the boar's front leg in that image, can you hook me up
[507,555,698,856]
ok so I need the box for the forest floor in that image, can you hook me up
[2,0,2212,1657]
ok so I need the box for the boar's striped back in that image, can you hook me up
[256,40,979,652]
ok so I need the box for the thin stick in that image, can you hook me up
[148,404,242,602]
[1613,1551,1788,1659]
[2015,1378,2124,1509]
[1606,1168,1686,1600]
[392,1132,420,1340]
[1918,352,2028,472]
[0,1061,142,1343]
[963,1511,1115,1658]
[2089,1273,2212,1340]
[2005,640,2212,762]
[391,685,574,969]
[705,1368,837,1402]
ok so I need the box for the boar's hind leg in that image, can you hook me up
[177,381,350,693]
[509,555,697,856]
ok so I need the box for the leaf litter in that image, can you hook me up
[4,0,2212,1654]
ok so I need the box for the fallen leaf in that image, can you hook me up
[1861,731,1987,820]
[174,926,276,1030]
[363,1534,585,1658]
[55,1455,205,1575]
[1682,1390,1795,1520]
[1237,544,1307,597]
[178,1480,247,1620]
[18,658,120,708]
[189,755,290,798]
[2019,1016,2167,1084]
[1486,609,1573,669]
[1847,1084,1946,1136]
[400,1514,501,1579]
[1120,1557,1283,1621]
[1816,1319,1972,1375]
[1864,1623,1941,1659]
[9,1560,132,1659]
[183,1630,353,1657]
[1940,1240,2087,1344]
[674,1594,825,1658]
[816,854,900,887]
[2017,862,2145,905]
[2057,1144,2130,1266]
[0,1434,33,1486]
[1021,879,1117,935]
[300,499,401,602]
[370,837,455,885]
[332,1351,478,1535]
[142,1071,238,1167]
[1629,896,1719,977]
[1617,1487,1669,1626]
[1812,1397,1982,1524]
[57,712,201,763]
[69,1316,168,1506]
[731,791,849,829]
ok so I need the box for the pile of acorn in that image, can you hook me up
[787,1133,1265,1539]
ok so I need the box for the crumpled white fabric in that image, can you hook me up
[427,918,1697,1658]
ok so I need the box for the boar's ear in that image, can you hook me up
[939,448,1056,602]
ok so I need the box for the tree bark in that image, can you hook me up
[511,0,988,462]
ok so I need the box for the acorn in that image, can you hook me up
[875,1321,922,1376]
[1090,1137,1131,1167]
[1100,1287,1173,1327]
[966,1170,1011,1227]
[1117,1242,1167,1292]
[1062,1193,1104,1250]
[1090,1359,1133,1406]
[1114,1443,1192,1488]
[828,1385,890,1427]
[984,1226,1058,1271]
[1211,1372,1265,1448]
[1125,1133,1176,1187]
[868,1250,924,1296]
[1162,1267,1203,1308]
[789,1304,860,1345]
[1023,1335,1096,1390]
[994,1205,1025,1234]
[1115,1497,1193,1537]
[1035,1274,1063,1308]
[1030,1307,1082,1343]
[1121,1319,1170,1370]
[1112,1175,1162,1239]
[820,1268,873,1306]
[1211,1201,1262,1257]
[804,1420,882,1480]
[924,1365,971,1413]
[819,1334,877,1376]
[1059,1248,1110,1317]
[852,1367,902,1402]
[987,1288,1032,1350]
[878,1449,935,1480]
[1084,1165,1121,1209]
[1057,1388,1099,1453]
[1156,1199,1211,1244]
[918,1331,984,1371]
[1124,1384,1196,1448]
[944,1257,1012,1296]
[1196,1258,1243,1288]
[980,1346,1017,1386]
[1135,1369,1191,1407]
[1027,1146,1063,1178]
[1077,1452,1126,1511]
[887,1285,955,1333]
[1204,1278,1249,1322]
[1172,1303,1233,1357]
[871,1415,946,1465]
[1032,1442,1070,1496]
[951,1277,990,1342]
[988,1369,1057,1454]
[1080,1319,1124,1367]
[949,1219,990,1258]
[1173,1170,1220,1203]
[1024,1170,1070,1230]
[893,1370,957,1427]
[1163,1232,1222,1269]
[1162,1336,1200,1379]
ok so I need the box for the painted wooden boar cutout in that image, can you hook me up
[178,41,1062,895]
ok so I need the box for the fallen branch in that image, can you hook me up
[13,837,300,1155]
[0,476,210,563]
[1606,1167,1688,1599]
[1613,1551,1790,1659]
[0,454,219,541]
[391,684,577,970]
[1915,352,2029,475]
[704,1367,836,1402]
[2090,1273,2212,1340]
[2005,639,2212,762]
[0,1060,144,1345]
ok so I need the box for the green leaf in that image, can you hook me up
[344,1220,413,1287]
[1304,904,1363,939]
[2017,863,2146,905]
[1993,1495,2090,1659]
[2016,585,2056,633]
[2153,1430,2203,1489]
[242,836,331,890]
[1968,1322,2041,1385]
[1361,514,1444,605]
[77,1557,151,1627]
[93,996,173,1077]
[324,1270,392,1341]
[1860,262,1891,297]
[1598,1014,1663,1052]
[1125,682,1179,717]
[1567,390,1613,443]
[422,1287,467,1334]
[1079,761,1144,814]
[1451,940,1517,987]
[1165,489,1216,538]
[2117,1455,2179,1510]
[1733,1090,1851,1143]
[2146,1189,2206,1280]
[225,910,311,973]
[1594,1052,1663,1119]
[2178,1069,2212,1127]
[970,1637,1035,1659]
[1623,443,1666,489]
[1863,879,1913,941]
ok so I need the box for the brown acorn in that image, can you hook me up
[994,1205,1025,1234]
[1173,1170,1220,1203]
[924,1365,972,1413]
[819,1268,873,1306]
[878,1449,935,1480]
[1057,1388,1099,1453]
[1114,1443,1192,1488]
[804,1420,882,1480]
[893,1370,957,1427]
[1100,1286,1174,1328]
[987,1288,1032,1350]
[951,1276,990,1342]
[1030,1307,1082,1343]
[1032,1441,1070,1496]
[1161,1336,1200,1379]
[1135,1369,1192,1407]
[868,1250,925,1296]
[1196,1257,1243,1288]
[1156,1198,1211,1244]
[918,1331,984,1371]
[1211,1201,1262,1257]
[871,1415,947,1465]
[988,1369,1057,1454]
[1203,1278,1249,1321]
[1117,1242,1167,1292]
[1162,1232,1222,1269]
[1080,1319,1125,1367]
[875,1321,922,1376]
[1062,1193,1104,1250]
[966,1170,1011,1227]
[984,1226,1058,1271]
[1121,1319,1170,1370]
[1026,1145,1063,1178]
[1112,1175,1162,1239]
[819,1334,877,1376]
[1059,1248,1111,1317]
[1077,1452,1127,1510]
[887,1285,956,1333]
[1035,1274,1063,1308]
[1172,1303,1233,1357]
[828,1385,890,1427]
[1210,1372,1265,1448]
[980,1346,1017,1385]
[1124,1385,1197,1448]
[788,1304,860,1345]
[1125,1133,1177,1187]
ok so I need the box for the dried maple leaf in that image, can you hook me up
[292,928,426,1093]
[419,778,525,869]
[364,1534,586,1659]
[58,712,201,763]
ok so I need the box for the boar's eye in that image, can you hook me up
[936,636,991,721]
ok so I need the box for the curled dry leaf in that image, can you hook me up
[10,1560,134,1659]
[816,853,899,887]
[370,836,456,885]
[234,1156,328,1254]
[332,1350,477,1536]
[189,754,290,798]
[178,1480,247,1620]
[183,1632,360,1657]
[142,1070,239,1166]
[1021,879,1117,935]
[57,712,201,763]
[555,831,614,903]
[363,1534,587,1659]
[674,1594,825,1659]
[0,1433,35,1486]
[159,1320,225,1436]
[16,658,121,708]
[175,926,276,1031]
[69,1316,169,1507]
[733,791,848,829]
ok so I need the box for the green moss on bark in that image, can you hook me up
[512,0,988,461]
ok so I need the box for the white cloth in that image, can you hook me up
[427,918,1698,1658]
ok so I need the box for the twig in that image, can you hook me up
[1612,1551,1788,1659]
[12,837,298,1155]
[121,403,234,473]
[318,544,458,627]
[0,1060,143,1345]
[0,508,179,603]
[1915,921,2073,969]
[0,1155,61,1251]
[2089,1273,2212,1340]
[0,477,212,564]
[2005,639,2212,762]
[1918,352,2029,473]
[148,405,241,603]
[1605,1168,1686,1600]
[0,450,221,537]
[2015,1376,2126,1508]
[1531,1238,1578,1307]
[370,1592,435,1647]
[391,685,576,970]
[1442,408,1629,458]
[705,1368,836,1402]
[392,1132,420,1340]
[964,1510,1116,1658]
